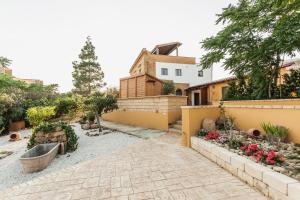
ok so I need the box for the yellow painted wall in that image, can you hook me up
[181,106,220,147]
[181,105,300,146]
[102,110,169,131]
[208,82,229,105]
[224,99,300,105]
[225,107,300,143]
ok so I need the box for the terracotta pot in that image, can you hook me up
[247,128,261,137]
[9,121,25,132]
[9,132,21,141]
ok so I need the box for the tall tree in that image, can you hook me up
[0,56,12,68]
[201,0,300,99]
[72,36,106,96]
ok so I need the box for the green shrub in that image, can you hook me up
[261,122,289,143]
[162,81,175,95]
[61,122,79,151]
[26,106,56,127]
[55,97,78,117]
[198,129,208,137]
[9,106,26,122]
[228,138,243,149]
[86,111,95,124]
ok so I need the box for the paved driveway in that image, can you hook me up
[0,137,267,200]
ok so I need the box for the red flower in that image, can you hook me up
[204,131,220,140]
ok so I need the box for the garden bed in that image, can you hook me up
[191,136,300,199]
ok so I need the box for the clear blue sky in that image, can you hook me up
[0,0,235,92]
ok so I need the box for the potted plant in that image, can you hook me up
[9,106,26,131]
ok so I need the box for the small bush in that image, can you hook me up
[86,111,95,124]
[26,106,56,127]
[162,81,175,95]
[198,129,208,137]
[261,122,289,143]
[228,138,243,149]
[55,97,78,117]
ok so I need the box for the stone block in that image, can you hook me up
[245,161,271,181]
[254,179,269,196]
[216,157,226,168]
[288,183,300,200]
[263,171,298,194]
[237,169,254,186]
[231,156,250,172]
[268,187,289,200]
[224,162,238,176]
[217,149,235,163]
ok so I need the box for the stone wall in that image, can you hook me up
[35,131,67,147]
[191,137,300,200]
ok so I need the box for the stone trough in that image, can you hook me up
[20,143,59,173]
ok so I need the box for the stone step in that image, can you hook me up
[168,128,182,135]
[176,120,182,125]
[172,124,182,130]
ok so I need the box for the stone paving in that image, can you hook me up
[0,136,267,200]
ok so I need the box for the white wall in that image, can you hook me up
[155,62,212,86]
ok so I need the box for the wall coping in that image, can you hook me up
[224,105,300,110]
[118,95,188,100]
[223,98,300,103]
[181,105,300,110]
[181,105,219,109]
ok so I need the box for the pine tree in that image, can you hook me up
[72,36,106,96]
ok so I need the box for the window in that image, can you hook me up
[222,86,229,100]
[198,70,204,77]
[175,69,182,76]
[161,68,168,75]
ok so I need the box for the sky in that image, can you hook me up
[0,0,235,92]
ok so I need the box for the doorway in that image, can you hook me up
[193,92,200,105]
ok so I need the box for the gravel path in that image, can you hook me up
[0,123,141,191]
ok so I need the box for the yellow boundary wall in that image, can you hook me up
[182,103,300,146]
[102,95,187,131]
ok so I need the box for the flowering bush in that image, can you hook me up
[241,143,285,165]
[205,131,220,140]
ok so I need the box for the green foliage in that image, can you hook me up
[201,0,300,99]
[0,56,12,67]
[34,122,57,133]
[72,36,106,95]
[26,106,56,127]
[198,129,208,137]
[86,111,95,123]
[27,132,36,149]
[261,122,289,143]
[86,93,118,131]
[162,81,175,95]
[61,122,79,152]
[106,87,119,98]
[228,138,243,149]
[55,97,78,117]
[281,69,300,98]
[9,106,25,122]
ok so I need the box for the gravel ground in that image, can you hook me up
[0,123,142,191]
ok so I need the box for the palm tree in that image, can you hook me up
[0,57,12,68]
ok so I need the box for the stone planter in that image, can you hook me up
[191,136,300,200]
[9,121,25,132]
[20,143,59,173]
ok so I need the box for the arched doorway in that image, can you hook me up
[175,89,183,96]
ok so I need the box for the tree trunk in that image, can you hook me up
[95,110,102,133]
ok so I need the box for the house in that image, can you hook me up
[185,58,300,106]
[0,64,13,76]
[119,42,212,98]
[185,77,236,106]
[0,63,43,85]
